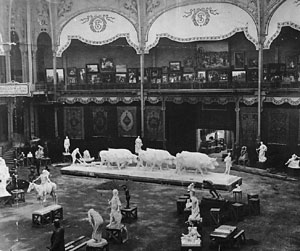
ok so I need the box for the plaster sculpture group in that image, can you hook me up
[0,157,11,197]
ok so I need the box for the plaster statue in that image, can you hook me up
[27,169,57,204]
[83,150,95,163]
[86,209,107,248]
[71,148,83,164]
[257,141,267,163]
[285,154,300,169]
[121,185,131,209]
[185,185,201,224]
[35,145,44,159]
[64,136,70,154]
[224,152,232,175]
[0,157,11,197]
[107,189,122,228]
[135,136,143,155]
[203,180,222,200]
[181,226,201,245]
[238,146,249,166]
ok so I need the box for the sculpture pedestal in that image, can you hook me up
[32,204,63,226]
[86,239,109,251]
[287,167,300,177]
[62,153,72,163]
[105,224,128,243]
[11,189,25,203]
[121,206,137,220]
[181,237,202,251]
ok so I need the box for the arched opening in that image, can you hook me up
[36,32,52,82]
[10,31,22,82]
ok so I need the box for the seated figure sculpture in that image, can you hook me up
[238,146,249,166]
[86,209,107,248]
[285,154,300,168]
[83,150,95,163]
[107,189,122,228]
[181,226,201,245]
[185,184,201,225]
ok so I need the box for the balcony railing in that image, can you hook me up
[33,80,300,94]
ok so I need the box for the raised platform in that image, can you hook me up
[61,163,242,191]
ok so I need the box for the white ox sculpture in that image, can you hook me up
[175,151,219,176]
[137,148,176,171]
[99,148,138,169]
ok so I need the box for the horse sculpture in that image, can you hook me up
[27,181,57,204]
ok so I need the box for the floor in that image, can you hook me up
[0,156,300,251]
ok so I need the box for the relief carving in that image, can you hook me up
[57,0,73,18]
[146,0,160,14]
[37,0,49,27]
[124,0,137,14]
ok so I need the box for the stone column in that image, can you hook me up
[3,45,11,82]
[162,99,166,149]
[19,44,28,82]
[235,99,240,145]
[32,45,38,86]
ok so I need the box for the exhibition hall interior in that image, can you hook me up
[0,0,300,251]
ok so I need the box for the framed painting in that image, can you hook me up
[234,52,245,69]
[232,70,246,82]
[162,74,168,83]
[86,64,99,73]
[116,64,127,73]
[46,68,65,84]
[169,61,181,72]
[286,55,297,70]
[100,58,115,72]
[87,73,101,84]
[67,67,77,77]
[183,73,195,81]
[78,68,86,84]
[248,57,258,68]
[128,68,138,84]
[116,73,127,84]
[196,71,206,83]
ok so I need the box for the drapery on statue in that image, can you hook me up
[285,154,300,168]
[64,136,70,153]
[185,183,201,225]
[107,189,122,228]
[256,141,267,163]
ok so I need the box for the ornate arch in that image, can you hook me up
[145,2,258,53]
[56,9,140,57]
[264,0,300,49]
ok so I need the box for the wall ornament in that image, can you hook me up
[183,7,219,27]
[80,14,115,33]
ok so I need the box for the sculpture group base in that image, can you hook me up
[86,239,109,251]
[61,163,242,192]
[105,224,128,243]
